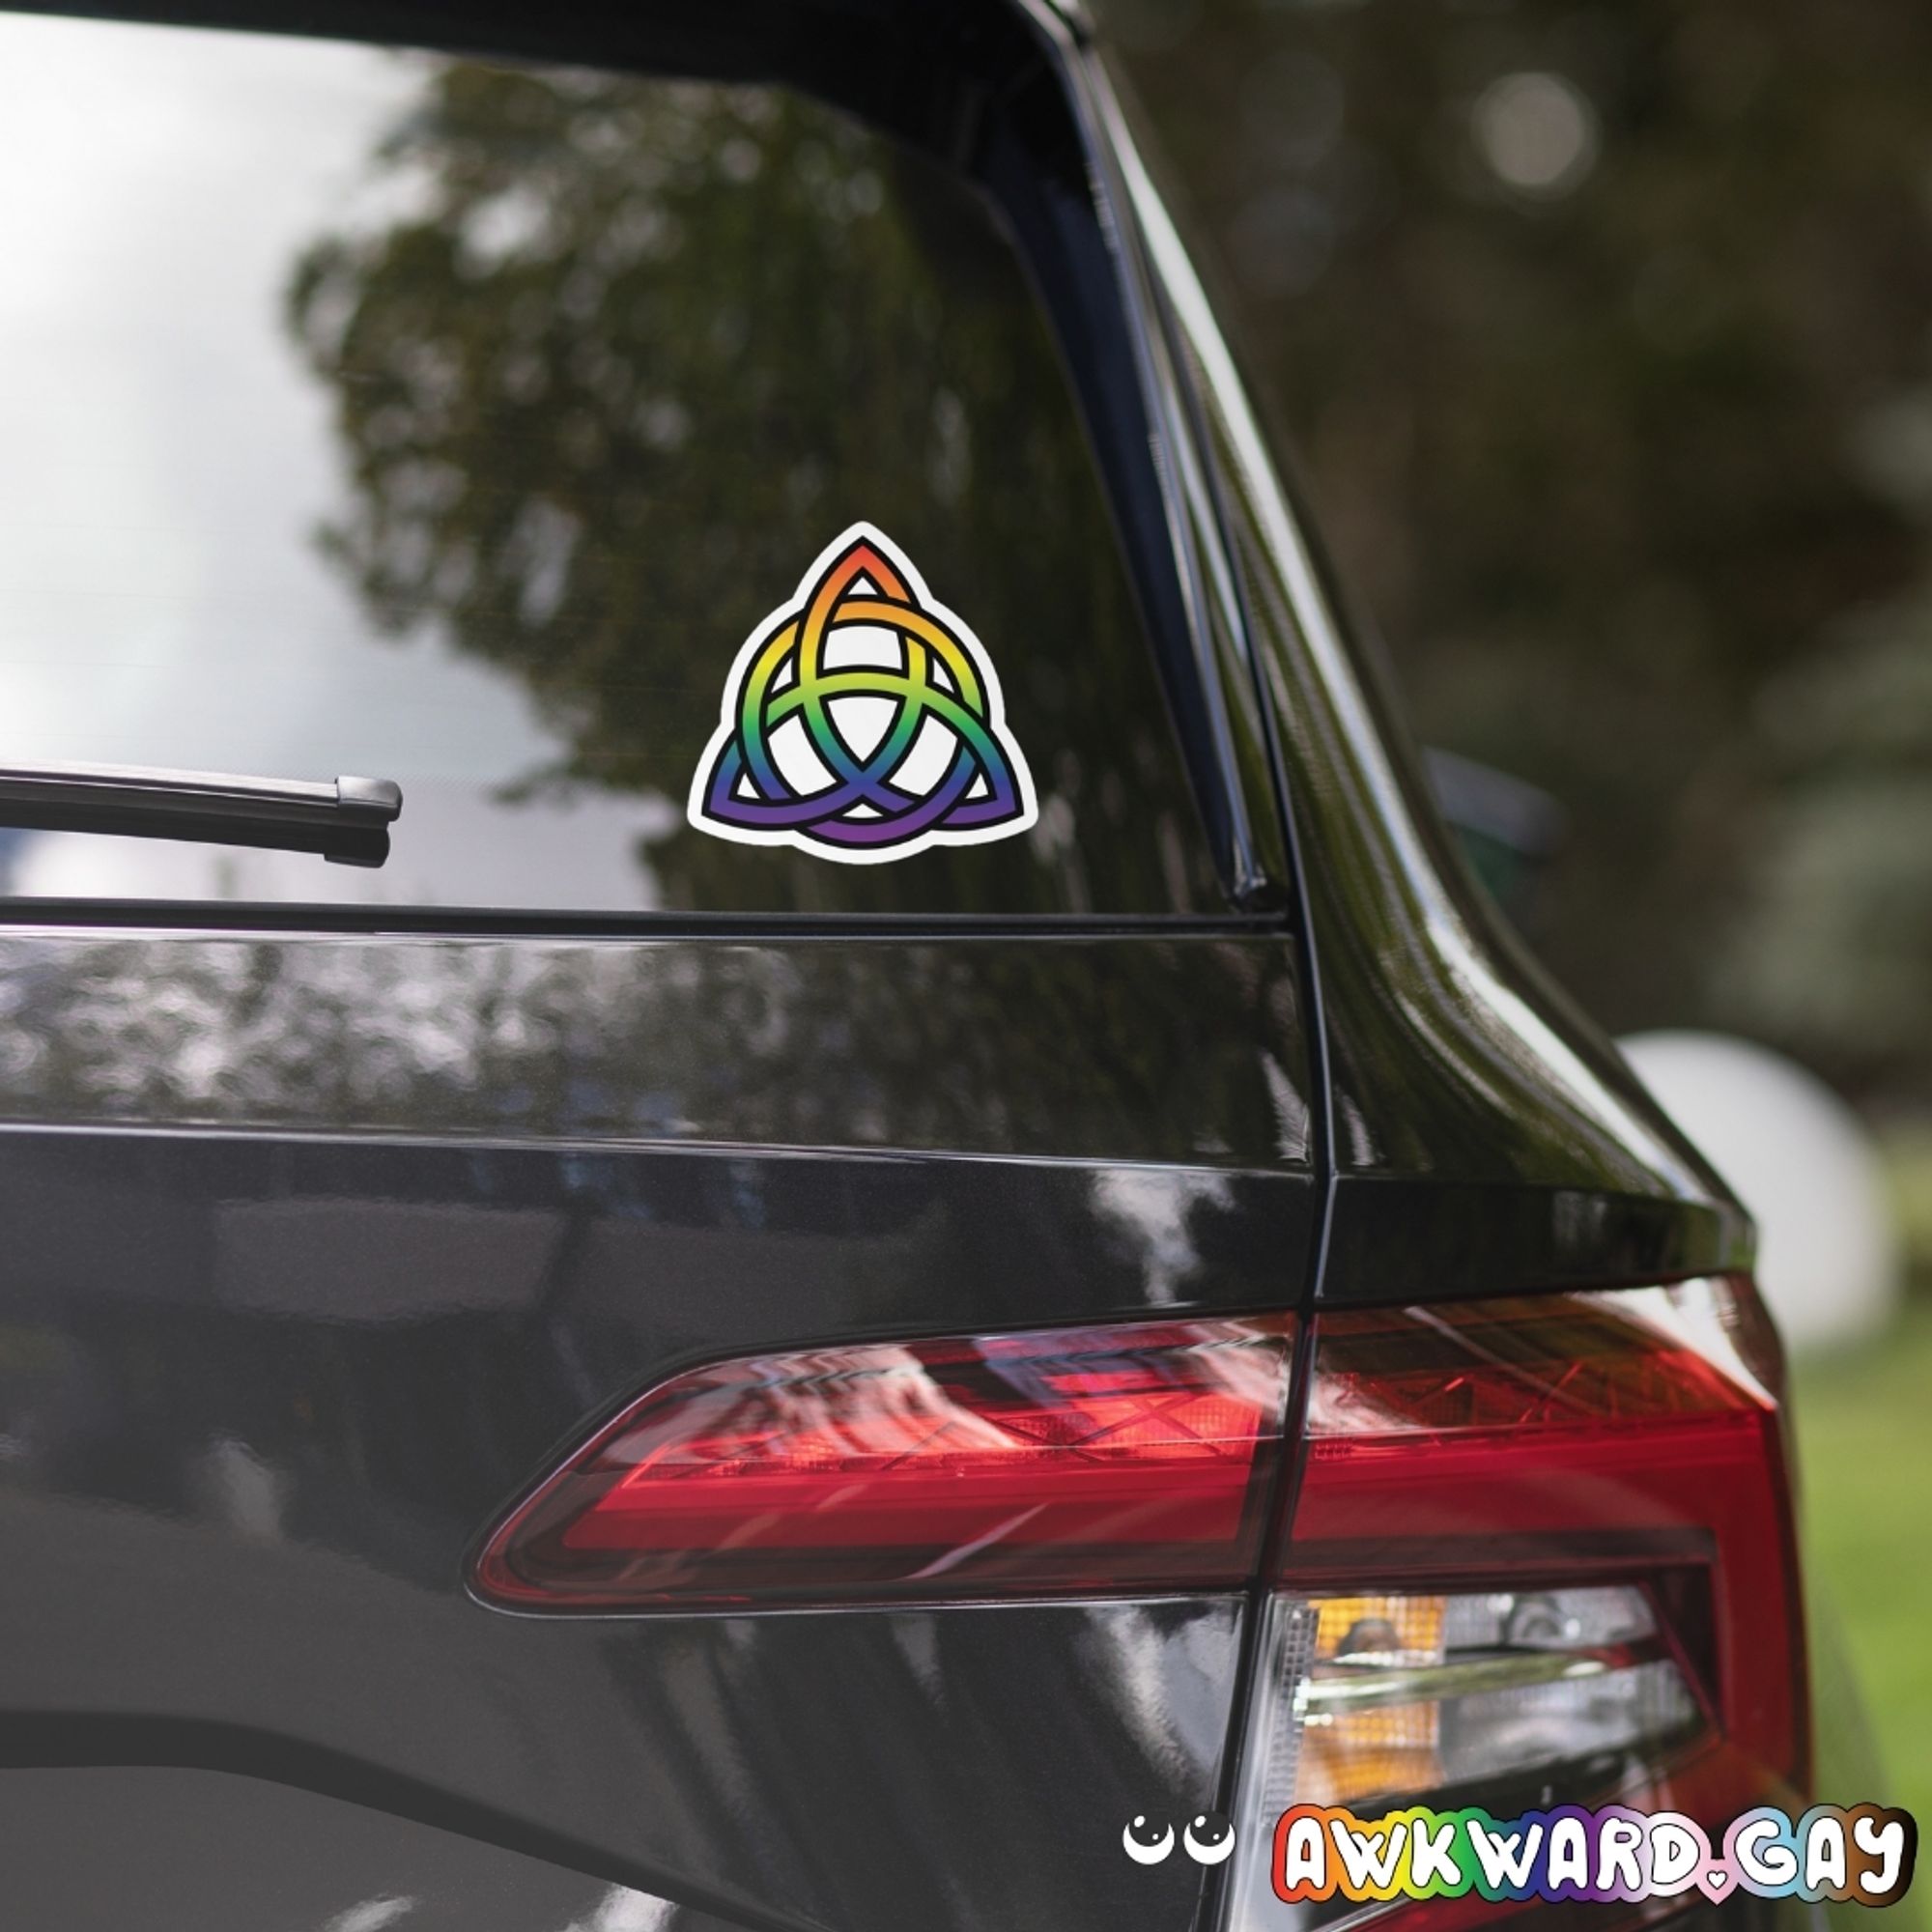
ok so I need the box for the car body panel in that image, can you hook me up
[0,931,1307,1928]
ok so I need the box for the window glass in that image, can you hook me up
[0,12,1221,914]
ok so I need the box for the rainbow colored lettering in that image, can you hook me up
[1271,1804,1917,1906]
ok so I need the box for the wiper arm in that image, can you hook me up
[0,761,403,867]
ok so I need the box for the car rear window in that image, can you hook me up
[0,11,1222,916]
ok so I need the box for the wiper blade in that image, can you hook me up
[0,761,403,867]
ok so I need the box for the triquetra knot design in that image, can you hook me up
[689,523,1036,863]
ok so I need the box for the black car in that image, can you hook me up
[0,0,1879,1928]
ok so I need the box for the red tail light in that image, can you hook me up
[1221,1278,1805,1932]
[471,1316,1294,1608]
[1286,1284,1802,1784]
[472,1277,1807,1926]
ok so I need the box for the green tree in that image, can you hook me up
[1099,0,1932,1098]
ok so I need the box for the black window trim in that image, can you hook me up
[0,900,1291,939]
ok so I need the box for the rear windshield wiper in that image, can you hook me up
[0,762,403,867]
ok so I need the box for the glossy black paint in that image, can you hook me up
[0,1584,1239,1932]
[0,3,1842,1932]
[0,929,1313,1164]
[0,1768,721,1930]
[0,932,1309,1929]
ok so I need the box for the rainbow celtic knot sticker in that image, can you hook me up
[688,522,1037,864]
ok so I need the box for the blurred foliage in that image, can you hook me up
[1098,0,1932,1103]
[1880,1122,1932,1290]
[288,63,1212,914]
[1794,1298,1932,1823]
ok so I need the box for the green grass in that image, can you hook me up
[1791,1298,1932,1824]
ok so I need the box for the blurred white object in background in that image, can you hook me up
[1619,1031,1902,1352]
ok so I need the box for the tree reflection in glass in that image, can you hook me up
[288,61,1214,914]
